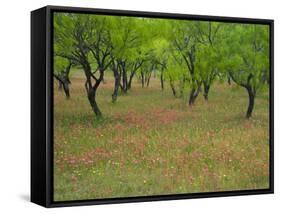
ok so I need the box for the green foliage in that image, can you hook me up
[54,12,270,118]
[223,24,269,90]
[194,22,225,84]
[54,13,270,92]
[54,56,69,75]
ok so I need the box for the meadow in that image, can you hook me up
[53,72,269,201]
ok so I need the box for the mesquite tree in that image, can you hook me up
[171,21,202,106]
[151,38,170,90]
[118,59,144,92]
[54,56,72,99]
[139,59,156,88]
[193,22,223,101]
[54,13,269,119]
[108,17,146,101]
[224,24,269,118]
[110,56,120,103]
[165,53,187,98]
[54,13,112,117]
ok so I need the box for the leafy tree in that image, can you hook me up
[224,24,269,118]
[164,51,187,98]
[139,57,157,88]
[151,37,170,90]
[193,22,223,101]
[170,20,201,105]
[54,13,270,119]
[54,13,112,117]
[108,17,149,101]
[54,56,73,99]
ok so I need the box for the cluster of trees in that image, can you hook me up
[54,13,269,119]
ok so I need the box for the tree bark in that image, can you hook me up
[83,62,104,118]
[127,74,133,90]
[189,88,196,106]
[169,78,177,97]
[229,72,256,118]
[171,85,177,97]
[160,71,164,90]
[146,71,152,87]
[141,72,145,88]
[120,62,128,93]
[189,86,200,106]
[62,82,70,99]
[122,70,127,92]
[246,87,255,119]
[54,74,70,99]
[112,68,120,103]
[203,83,210,101]
[88,88,102,117]
[127,70,136,90]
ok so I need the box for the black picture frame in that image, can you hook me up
[31,5,274,208]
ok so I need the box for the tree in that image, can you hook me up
[193,22,223,101]
[165,53,187,98]
[54,13,269,119]
[108,17,147,101]
[224,24,269,118]
[170,21,202,106]
[54,13,112,117]
[139,58,156,88]
[110,56,120,103]
[54,56,73,99]
[151,37,170,90]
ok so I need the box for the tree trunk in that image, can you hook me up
[121,64,128,93]
[169,78,177,97]
[54,74,70,99]
[203,83,210,101]
[227,76,231,85]
[141,72,145,88]
[160,71,164,90]
[88,88,102,117]
[146,72,152,87]
[58,81,63,90]
[62,82,70,99]
[189,87,200,106]
[83,62,103,118]
[171,85,177,97]
[189,88,196,106]
[127,70,135,90]
[229,72,256,119]
[112,68,120,103]
[246,87,255,119]
[127,77,132,90]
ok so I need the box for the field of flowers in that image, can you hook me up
[53,75,269,201]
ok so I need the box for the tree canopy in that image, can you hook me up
[54,12,270,118]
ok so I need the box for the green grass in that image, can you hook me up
[53,74,269,201]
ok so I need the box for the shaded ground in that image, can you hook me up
[53,73,269,201]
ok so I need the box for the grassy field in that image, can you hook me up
[53,72,270,201]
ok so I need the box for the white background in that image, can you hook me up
[0,0,279,213]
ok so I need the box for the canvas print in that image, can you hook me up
[53,12,270,201]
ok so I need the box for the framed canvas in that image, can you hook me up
[31,5,274,207]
